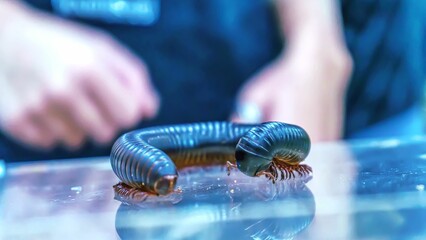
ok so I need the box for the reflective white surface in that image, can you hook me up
[1,138,426,239]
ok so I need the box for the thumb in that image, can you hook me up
[231,80,271,123]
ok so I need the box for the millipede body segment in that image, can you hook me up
[110,122,311,195]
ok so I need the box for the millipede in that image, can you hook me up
[110,121,312,196]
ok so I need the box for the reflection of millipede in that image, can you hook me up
[110,122,312,196]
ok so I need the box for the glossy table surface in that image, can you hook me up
[1,137,426,240]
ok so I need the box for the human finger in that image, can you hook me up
[60,85,116,144]
[0,80,56,149]
[82,67,145,130]
[98,38,160,118]
[38,104,86,149]
[4,111,56,149]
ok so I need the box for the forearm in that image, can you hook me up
[276,0,346,48]
[274,0,352,88]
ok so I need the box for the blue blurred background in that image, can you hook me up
[0,0,425,161]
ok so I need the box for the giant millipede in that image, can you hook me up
[110,121,311,196]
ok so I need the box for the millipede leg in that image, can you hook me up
[271,161,313,181]
[279,168,286,180]
[256,170,276,184]
[296,164,313,175]
[226,161,238,176]
[113,182,150,203]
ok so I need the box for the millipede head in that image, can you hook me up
[234,123,276,177]
[235,146,271,177]
[153,175,178,195]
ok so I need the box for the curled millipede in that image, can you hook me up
[110,122,311,196]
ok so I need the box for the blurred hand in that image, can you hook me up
[233,37,352,142]
[0,4,159,149]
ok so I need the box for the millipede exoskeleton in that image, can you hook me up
[110,122,311,196]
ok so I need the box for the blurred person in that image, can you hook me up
[0,0,424,161]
